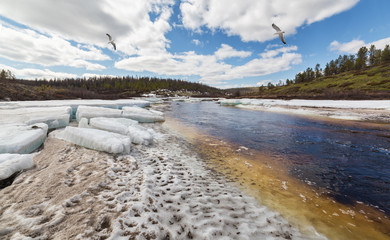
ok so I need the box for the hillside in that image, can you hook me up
[0,77,226,101]
[227,63,390,100]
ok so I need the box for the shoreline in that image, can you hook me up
[0,121,318,239]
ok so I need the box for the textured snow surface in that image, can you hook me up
[0,123,48,154]
[0,124,322,239]
[52,126,131,154]
[0,154,34,180]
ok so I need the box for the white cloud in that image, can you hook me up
[0,64,77,80]
[256,80,273,86]
[180,0,359,42]
[215,44,252,60]
[0,24,108,70]
[192,39,201,46]
[0,0,175,56]
[115,45,301,85]
[329,37,390,54]
[329,39,365,54]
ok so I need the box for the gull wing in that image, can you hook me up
[272,23,282,32]
[279,33,286,44]
[106,33,112,41]
[111,42,116,51]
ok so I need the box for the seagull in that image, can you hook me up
[106,33,116,50]
[272,23,286,44]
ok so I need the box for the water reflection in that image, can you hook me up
[167,101,390,215]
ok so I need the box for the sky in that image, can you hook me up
[0,0,389,89]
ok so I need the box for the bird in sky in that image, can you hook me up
[272,23,286,44]
[106,33,116,50]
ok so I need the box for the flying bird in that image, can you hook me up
[272,23,286,44]
[106,33,116,50]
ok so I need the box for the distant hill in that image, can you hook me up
[226,63,390,100]
[0,76,226,101]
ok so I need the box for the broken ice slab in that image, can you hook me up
[0,123,48,154]
[0,107,71,129]
[76,106,122,122]
[122,106,165,123]
[79,117,153,145]
[53,126,131,154]
[0,154,34,180]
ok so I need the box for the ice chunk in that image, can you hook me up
[80,117,153,145]
[122,106,165,123]
[0,154,34,180]
[88,117,138,135]
[76,106,122,122]
[0,123,48,154]
[127,125,154,145]
[0,107,71,129]
[78,118,90,128]
[53,126,131,154]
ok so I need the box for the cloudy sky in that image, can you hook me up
[0,0,389,88]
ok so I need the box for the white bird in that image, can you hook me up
[272,23,286,44]
[106,33,116,50]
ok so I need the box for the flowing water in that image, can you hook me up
[165,101,390,239]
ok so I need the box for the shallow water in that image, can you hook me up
[167,101,390,216]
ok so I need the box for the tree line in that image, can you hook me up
[287,44,390,85]
[0,72,224,97]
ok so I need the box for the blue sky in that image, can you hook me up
[0,0,389,89]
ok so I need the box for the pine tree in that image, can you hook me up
[369,45,376,66]
[382,45,390,63]
[355,46,368,70]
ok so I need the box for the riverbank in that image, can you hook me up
[0,121,318,239]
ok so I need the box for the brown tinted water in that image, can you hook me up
[165,101,390,239]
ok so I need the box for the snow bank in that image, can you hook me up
[219,98,390,110]
[0,107,71,129]
[122,106,165,123]
[79,117,154,145]
[53,126,131,154]
[0,154,34,180]
[0,123,48,154]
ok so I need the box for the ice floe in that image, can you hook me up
[76,106,122,122]
[122,106,165,123]
[52,126,131,154]
[0,154,34,180]
[0,106,71,129]
[79,117,155,145]
[0,123,48,154]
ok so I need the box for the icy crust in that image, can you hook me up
[122,106,165,123]
[76,106,165,123]
[79,117,155,145]
[0,99,150,117]
[52,126,131,154]
[0,125,320,239]
[0,154,34,180]
[0,123,48,154]
[218,98,390,110]
[0,106,71,129]
[218,99,390,122]
[76,106,123,122]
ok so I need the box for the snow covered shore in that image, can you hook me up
[0,121,321,239]
[218,99,390,122]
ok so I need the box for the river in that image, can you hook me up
[165,100,390,240]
